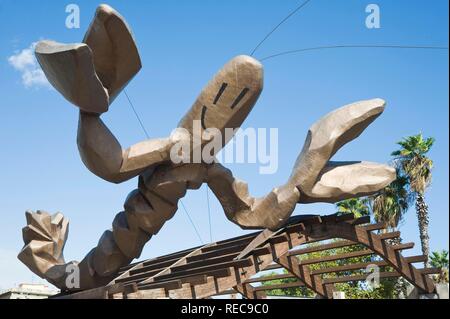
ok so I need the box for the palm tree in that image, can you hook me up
[429,250,449,283]
[336,198,369,218]
[366,170,414,297]
[367,171,413,232]
[392,133,435,266]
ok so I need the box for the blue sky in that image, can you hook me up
[0,0,448,289]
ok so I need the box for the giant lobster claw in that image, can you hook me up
[35,4,141,114]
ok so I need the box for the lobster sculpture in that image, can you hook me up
[18,5,395,291]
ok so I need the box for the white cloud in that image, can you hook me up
[8,42,50,89]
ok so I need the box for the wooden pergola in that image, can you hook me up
[54,213,440,299]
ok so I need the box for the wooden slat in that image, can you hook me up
[245,273,294,284]
[337,213,359,222]
[111,261,147,284]
[361,222,387,232]
[137,274,211,293]
[119,246,199,273]
[119,245,213,286]
[187,244,248,262]
[139,280,182,291]
[172,253,239,272]
[235,228,278,260]
[139,244,212,286]
[130,258,181,274]
[115,269,163,284]
[405,255,427,264]
[299,249,374,265]
[269,233,290,244]
[214,231,260,245]
[391,242,414,250]
[53,283,125,299]
[288,240,356,256]
[253,280,305,292]
[346,215,371,226]
[279,255,328,298]
[311,260,388,275]
[285,222,306,234]
[299,216,323,226]
[150,268,232,284]
[163,258,253,278]
[201,236,256,253]
[212,289,237,296]
[264,263,282,271]
[323,271,400,284]
[311,255,428,275]
[378,231,401,240]
[419,267,442,275]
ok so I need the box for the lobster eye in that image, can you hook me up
[213,82,228,105]
[230,87,250,109]
[179,55,263,142]
[201,106,208,130]
[201,83,252,130]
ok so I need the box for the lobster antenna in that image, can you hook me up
[259,44,449,61]
[250,0,312,57]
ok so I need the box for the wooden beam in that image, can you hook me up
[323,271,401,284]
[310,255,428,275]
[253,280,305,292]
[333,222,436,293]
[288,240,356,256]
[174,252,240,272]
[62,213,435,300]
[54,283,125,299]
[245,273,294,284]
[278,255,328,298]
[361,222,387,232]
[235,228,279,260]
[391,242,414,250]
[234,283,259,299]
[140,269,231,289]
[419,267,442,275]
[311,260,388,275]
[187,245,246,262]
[201,235,257,253]
[345,215,371,226]
[115,269,164,284]
[118,246,199,274]
[168,258,253,276]
[139,244,211,285]
[378,231,401,240]
[298,249,374,265]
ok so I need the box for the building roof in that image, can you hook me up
[0,283,57,299]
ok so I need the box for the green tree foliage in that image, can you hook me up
[392,133,435,266]
[260,133,437,298]
[367,170,413,231]
[261,241,399,299]
[430,250,449,283]
[336,198,369,218]
[259,271,314,298]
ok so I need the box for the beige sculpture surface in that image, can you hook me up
[19,4,395,291]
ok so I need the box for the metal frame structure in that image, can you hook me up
[53,213,440,299]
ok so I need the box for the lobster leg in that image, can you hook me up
[18,164,211,291]
[207,163,300,231]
